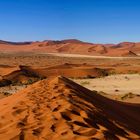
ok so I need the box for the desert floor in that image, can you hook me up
[0,52,140,67]
[74,74,140,103]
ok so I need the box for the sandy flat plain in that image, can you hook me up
[45,52,140,59]
[74,74,140,103]
[74,74,140,95]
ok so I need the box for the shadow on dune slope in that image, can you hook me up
[0,76,139,139]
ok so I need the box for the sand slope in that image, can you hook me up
[0,76,140,140]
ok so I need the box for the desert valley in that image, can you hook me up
[0,39,139,139]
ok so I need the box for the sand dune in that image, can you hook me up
[0,76,139,139]
[0,64,109,88]
[19,65,109,78]
[0,39,140,56]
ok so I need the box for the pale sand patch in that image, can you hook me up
[41,52,140,59]
[74,74,140,95]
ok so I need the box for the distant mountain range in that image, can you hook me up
[0,39,140,56]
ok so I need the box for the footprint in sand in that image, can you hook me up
[12,108,27,116]
[32,126,44,136]
[50,124,56,132]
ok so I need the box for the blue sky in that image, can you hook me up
[0,0,140,43]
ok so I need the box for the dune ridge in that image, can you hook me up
[0,76,140,140]
[0,76,140,139]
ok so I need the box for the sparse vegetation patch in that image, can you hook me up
[80,81,90,86]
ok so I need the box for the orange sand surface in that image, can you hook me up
[0,76,139,140]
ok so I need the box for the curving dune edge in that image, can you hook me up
[0,76,140,140]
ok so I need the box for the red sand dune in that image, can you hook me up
[0,39,140,56]
[0,64,109,87]
[18,64,109,78]
[0,63,113,88]
[0,76,139,139]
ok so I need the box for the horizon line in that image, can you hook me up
[1,38,140,45]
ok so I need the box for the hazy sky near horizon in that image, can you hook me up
[0,0,140,43]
